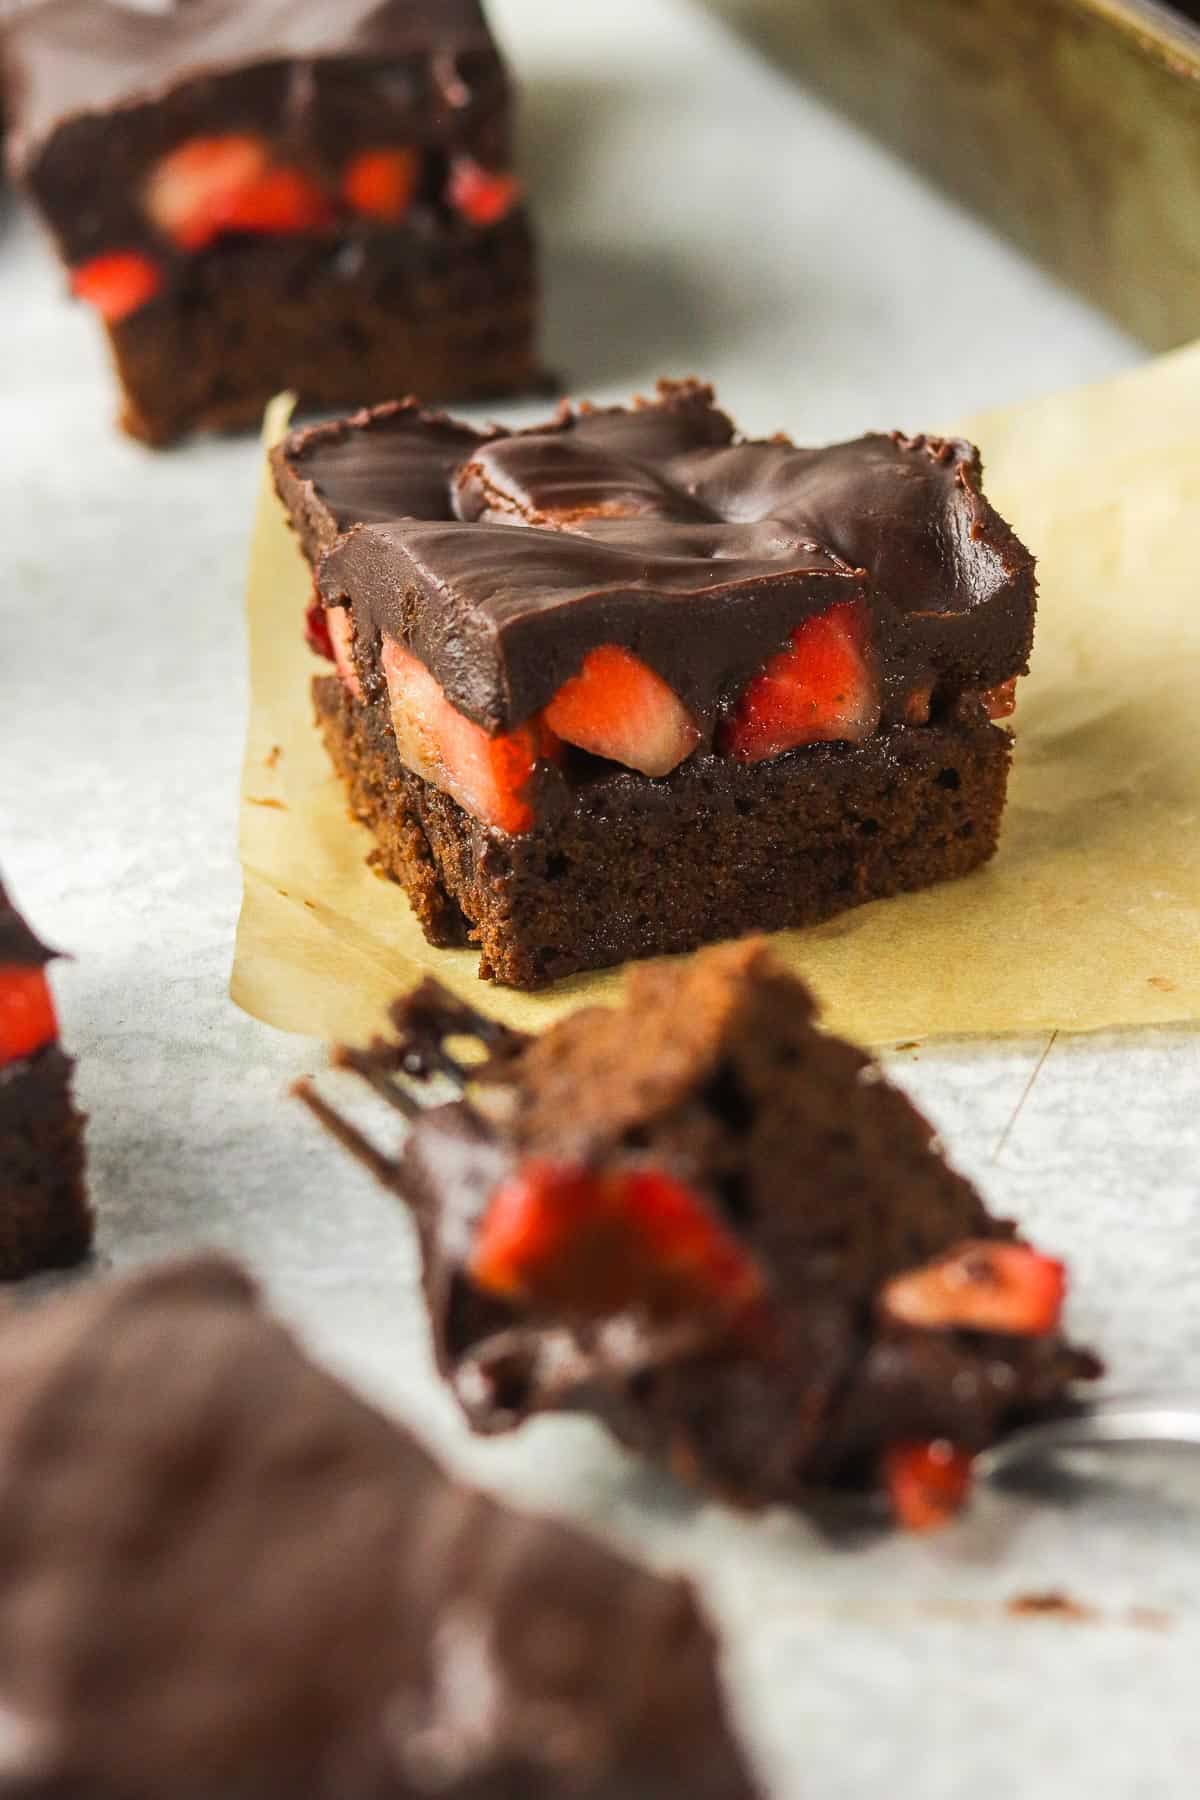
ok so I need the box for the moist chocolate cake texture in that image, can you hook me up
[0,873,90,1279]
[273,379,1035,989]
[3,0,539,443]
[0,1253,761,1800]
[298,940,1101,1528]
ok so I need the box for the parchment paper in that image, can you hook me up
[232,345,1200,1045]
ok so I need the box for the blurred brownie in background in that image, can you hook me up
[0,873,90,1278]
[2,0,539,442]
[0,1253,762,1800]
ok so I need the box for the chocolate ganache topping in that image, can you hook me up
[276,380,1036,737]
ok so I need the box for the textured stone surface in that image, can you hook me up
[4,2,1197,1797]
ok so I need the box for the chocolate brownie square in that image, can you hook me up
[3,0,539,443]
[299,941,1101,1528]
[273,378,1034,988]
[0,1253,761,1800]
[0,874,90,1278]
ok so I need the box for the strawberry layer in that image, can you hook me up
[0,965,58,1069]
[70,136,523,326]
[309,588,1017,835]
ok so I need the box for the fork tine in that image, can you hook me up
[292,1079,403,1190]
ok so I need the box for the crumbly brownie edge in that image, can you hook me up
[314,675,1013,990]
[313,676,471,949]
[104,220,538,445]
[0,1045,91,1279]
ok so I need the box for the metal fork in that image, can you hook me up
[978,1394,1200,1486]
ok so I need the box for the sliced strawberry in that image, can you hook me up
[0,966,58,1068]
[880,1240,1066,1337]
[70,251,164,323]
[447,156,521,226]
[144,134,269,249]
[304,601,334,663]
[471,1159,765,1324]
[883,1440,973,1532]
[327,607,362,700]
[721,599,880,763]
[544,645,701,777]
[343,147,420,221]
[381,638,550,834]
[983,677,1018,720]
[217,166,333,237]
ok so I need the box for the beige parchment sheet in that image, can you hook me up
[231,345,1200,1046]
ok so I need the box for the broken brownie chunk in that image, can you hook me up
[297,940,1101,1528]
[3,0,538,443]
[0,872,90,1278]
[273,378,1036,988]
[0,1253,761,1800]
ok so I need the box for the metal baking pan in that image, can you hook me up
[703,0,1200,349]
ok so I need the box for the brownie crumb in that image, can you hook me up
[1007,1591,1097,1623]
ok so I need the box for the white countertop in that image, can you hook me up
[2,1,1197,1795]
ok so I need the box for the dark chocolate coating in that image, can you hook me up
[0,1254,760,1800]
[275,381,1036,735]
[5,0,511,264]
[0,874,57,967]
[306,946,1100,1509]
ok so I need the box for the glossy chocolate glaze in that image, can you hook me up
[5,0,511,264]
[0,1253,761,1800]
[275,381,1036,735]
[0,874,57,967]
[302,947,1100,1509]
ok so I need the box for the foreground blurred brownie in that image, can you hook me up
[0,874,89,1278]
[0,1253,759,1800]
[3,0,537,443]
[274,380,1034,989]
[299,941,1100,1529]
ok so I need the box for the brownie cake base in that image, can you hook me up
[314,675,1013,990]
[107,220,538,445]
[0,1045,90,1279]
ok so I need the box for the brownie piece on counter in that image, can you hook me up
[0,874,90,1278]
[298,941,1101,1529]
[0,1252,760,1800]
[273,379,1034,989]
[3,0,538,443]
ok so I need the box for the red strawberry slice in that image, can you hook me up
[983,677,1019,720]
[447,156,521,226]
[721,599,880,763]
[883,1440,973,1532]
[0,965,58,1068]
[343,147,420,221]
[70,252,164,323]
[880,1239,1067,1337]
[544,645,701,777]
[471,1159,766,1325]
[217,166,333,237]
[381,638,551,834]
[326,607,362,700]
[304,600,334,663]
[144,134,269,249]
